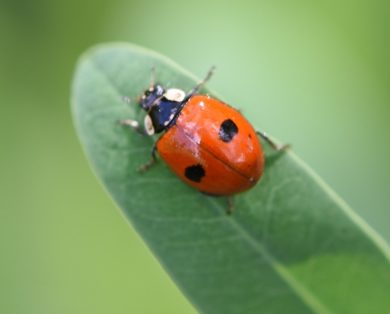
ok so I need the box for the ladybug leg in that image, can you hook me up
[119,119,148,136]
[122,95,143,106]
[121,95,131,105]
[187,66,216,96]
[138,144,158,172]
[226,196,235,215]
[256,131,290,151]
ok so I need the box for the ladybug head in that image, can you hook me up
[138,84,165,111]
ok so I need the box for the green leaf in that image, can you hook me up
[72,43,390,314]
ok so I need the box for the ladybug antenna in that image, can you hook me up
[203,65,216,84]
[189,66,216,95]
[149,66,156,89]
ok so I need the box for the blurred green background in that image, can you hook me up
[0,0,389,313]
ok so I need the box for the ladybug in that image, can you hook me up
[121,67,287,214]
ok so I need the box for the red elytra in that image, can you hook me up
[156,95,264,196]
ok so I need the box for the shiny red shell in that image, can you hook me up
[156,95,264,196]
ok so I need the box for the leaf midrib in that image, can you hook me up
[208,198,331,314]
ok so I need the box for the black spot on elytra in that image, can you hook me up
[184,164,205,182]
[219,119,238,142]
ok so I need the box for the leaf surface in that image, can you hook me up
[72,43,390,314]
